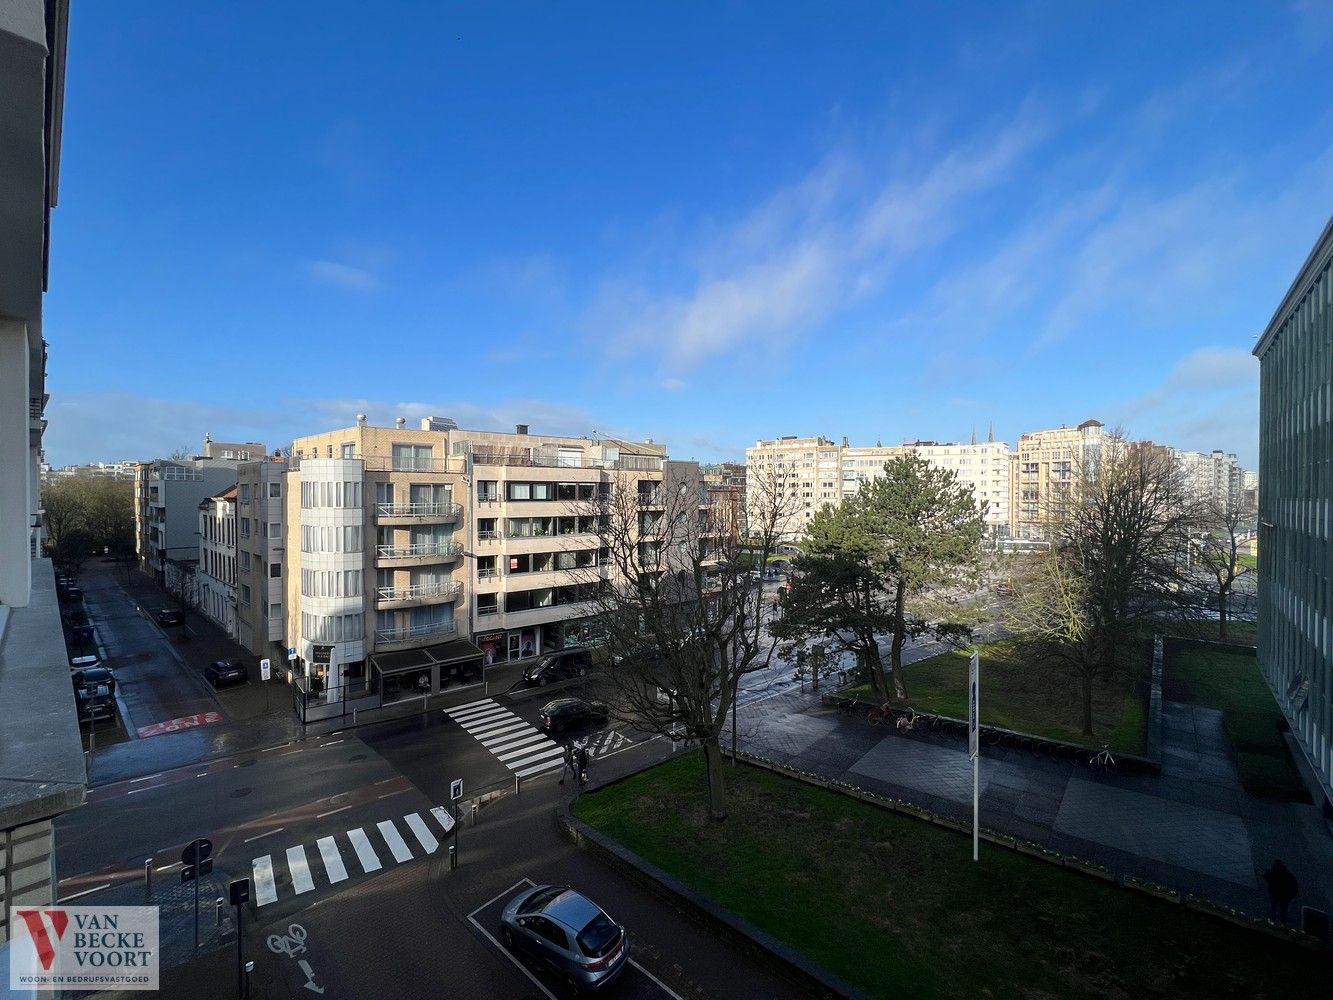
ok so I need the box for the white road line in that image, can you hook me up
[496,739,557,763]
[129,773,163,783]
[505,745,563,769]
[321,739,345,747]
[448,696,494,713]
[316,803,353,819]
[243,826,285,844]
[286,845,315,895]
[451,703,506,723]
[59,883,112,903]
[466,878,558,1000]
[514,756,566,778]
[376,820,413,863]
[374,777,398,785]
[474,720,530,741]
[403,813,439,854]
[630,960,686,1000]
[484,730,547,753]
[252,856,278,906]
[430,806,456,834]
[464,715,523,736]
[346,828,383,873]
[317,836,348,884]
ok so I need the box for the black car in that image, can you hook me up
[523,649,593,687]
[205,659,248,687]
[155,608,184,627]
[71,666,116,695]
[539,697,610,734]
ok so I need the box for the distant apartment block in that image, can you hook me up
[1174,448,1244,510]
[1253,213,1333,805]
[133,437,265,584]
[1009,420,1105,539]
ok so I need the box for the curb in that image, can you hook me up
[556,801,869,1000]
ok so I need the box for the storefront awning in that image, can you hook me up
[371,639,485,676]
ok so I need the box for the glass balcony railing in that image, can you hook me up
[375,541,463,561]
[374,621,458,643]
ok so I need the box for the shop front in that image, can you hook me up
[370,637,486,704]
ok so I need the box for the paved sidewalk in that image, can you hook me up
[737,689,1333,924]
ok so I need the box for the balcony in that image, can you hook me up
[375,580,462,609]
[375,541,463,566]
[374,620,458,648]
[375,501,462,524]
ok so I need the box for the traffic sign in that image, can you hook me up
[181,858,214,883]
[968,652,979,758]
[287,647,298,661]
[182,838,213,867]
[450,778,463,802]
[229,878,250,907]
[260,658,272,681]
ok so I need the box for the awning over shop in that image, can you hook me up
[371,639,485,676]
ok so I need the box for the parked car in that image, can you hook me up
[155,608,184,627]
[539,698,610,734]
[500,885,630,992]
[522,648,593,687]
[71,666,116,694]
[204,659,248,687]
[68,654,101,671]
[64,586,83,601]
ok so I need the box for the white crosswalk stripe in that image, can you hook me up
[445,698,566,777]
[251,807,456,905]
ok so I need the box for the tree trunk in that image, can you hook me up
[889,579,908,700]
[1218,585,1229,641]
[701,738,728,821]
[1080,670,1094,738]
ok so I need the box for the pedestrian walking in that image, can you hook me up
[558,743,576,785]
[576,742,590,787]
[1263,859,1299,924]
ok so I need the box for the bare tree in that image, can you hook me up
[168,445,194,462]
[578,463,793,820]
[1192,495,1255,641]
[1005,432,1200,736]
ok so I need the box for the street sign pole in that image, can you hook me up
[229,879,250,999]
[969,651,980,863]
[451,779,462,869]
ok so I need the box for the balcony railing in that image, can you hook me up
[374,620,458,643]
[476,567,498,579]
[477,530,499,541]
[476,605,499,617]
[375,501,462,520]
[376,581,461,603]
[375,541,464,561]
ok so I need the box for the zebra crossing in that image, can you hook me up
[251,805,456,906]
[445,698,566,778]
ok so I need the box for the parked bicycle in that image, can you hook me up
[1089,744,1117,774]
[895,708,920,733]
[865,702,895,727]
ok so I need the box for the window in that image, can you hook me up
[269,563,282,579]
[477,480,498,502]
[240,584,252,606]
[240,517,251,537]
[269,482,282,498]
[239,484,251,501]
[269,522,280,538]
[392,444,433,471]
[341,442,355,458]
[241,551,251,571]
[507,482,531,501]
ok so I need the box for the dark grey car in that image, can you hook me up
[500,885,630,993]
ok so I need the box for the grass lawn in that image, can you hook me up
[573,754,1328,999]
[841,639,1148,753]
[1153,616,1258,646]
[1163,641,1308,802]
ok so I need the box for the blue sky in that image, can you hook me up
[44,1,1333,469]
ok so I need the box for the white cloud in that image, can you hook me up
[660,378,688,392]
[306,260,379,291]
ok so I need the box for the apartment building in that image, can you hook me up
[1009,420,1105,539]
[1175,448,1244,510]
[748,433,1011,542]
[134,437,265,583]
[235,457,288,659]
[1253,213,1333,805]
[701,462,747,540]
[279,418,679,711]
[197,486,237,636]
[0,0,79,944]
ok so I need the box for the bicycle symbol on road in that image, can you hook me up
[267,923,308,957]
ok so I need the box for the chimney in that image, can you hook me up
[395,417,406,428]
[356,413,367,426]
[841,436,848,447]
[516,424,529,436]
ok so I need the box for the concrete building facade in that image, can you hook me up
[1253,214,1333,805]
[235,457,288,660]
[197,486,237,637]
[1009,420,1105,539]
[1174,448,1244,510]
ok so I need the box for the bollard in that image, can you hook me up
[470,802,477,827]
[352,709,357,726]
[514,774,521,795]
[448,844,457,871]
[215,896,225,928]
[244,960,254,998]
[144,859,153,900]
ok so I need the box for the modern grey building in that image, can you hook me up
[1253,213,1333,806]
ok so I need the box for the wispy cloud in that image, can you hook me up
[588,103,1050,373]
[306,259,380,291]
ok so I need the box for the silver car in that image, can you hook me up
[500,885,630,992]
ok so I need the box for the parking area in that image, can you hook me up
[468,878,683,1000]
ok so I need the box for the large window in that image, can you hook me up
[301,568,363,598]
[392,444,434,471]
[300,480,363,508]
[504,582,604,612]
[302,612,364,642]
[300,524,364,553]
